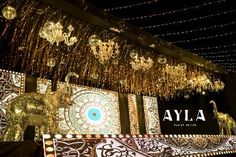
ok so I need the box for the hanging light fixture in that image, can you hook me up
[39,21,78,46]
[2,6,16,20]
[88,35,120,64]
[47,58,56,68]
[130,52,153,71]
[88,35,101,46]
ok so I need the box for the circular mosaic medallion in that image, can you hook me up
[75,102,107,126]
[87,107,102,121]
[59,88,121,134]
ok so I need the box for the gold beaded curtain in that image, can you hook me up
[0,0,223,99]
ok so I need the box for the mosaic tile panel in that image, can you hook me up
[128,94,139,134]
[0,69,25,134]
[143,96,161,134]
[37,78,51,94]
[57,83,121,134]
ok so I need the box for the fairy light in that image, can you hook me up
[188,43,236,51]
[171,32,235,44]
[140,10,236,29]
[197,50,236,55]
[104,0,158,11]
[154,22,235,37]
[221,64,236,67]
[198,51,236,72]
[204,54,233,58]
[123,0,226,21]
[212,59,229,62]
[204,55,236,60]
[210,59,236,62]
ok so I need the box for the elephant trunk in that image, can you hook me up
[210,100,218,118]
[65,72,79,93]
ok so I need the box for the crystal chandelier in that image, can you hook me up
[187,74,225,93]
[39,21,78,46]
[130,52,153,71]
[213,80,225,91]
[88,35,120,64]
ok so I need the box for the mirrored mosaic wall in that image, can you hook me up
[0,69,25,134]
[128,94,139,134]
[57,83,121,134]
[1,72,162,135]
[143,96,161,134]
[37,78,51,94]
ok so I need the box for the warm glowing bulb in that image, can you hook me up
[130,50,138,59]
[47,58,56,67]
[2,6,17,20]
[157,55,167,64]
[88,35,101,46]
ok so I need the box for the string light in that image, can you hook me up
[214,57,232,63]
[140,10,236,29]
[123,0,226,21]
[205,56,236,60]
[221,65,236,68]
[209,59,236,62]
[188,43,236,51]
[220,62,236,65]
[221,66,236,72]
[154,22,235,37]
[197,50,236,55]
[221,64,236,67]
[104,0,158,11]
[200,53,236,72]
[204,54,233,58]
[171,32,235,44]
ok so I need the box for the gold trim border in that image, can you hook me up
[43,134,236,157]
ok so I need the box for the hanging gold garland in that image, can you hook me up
[0,0,224,99]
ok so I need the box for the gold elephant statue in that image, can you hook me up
[1,72,79,141]
[210,100,236,135]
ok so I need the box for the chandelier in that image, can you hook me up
[88,35,120,64]
[130,52,153,71]
[213,80,225,91]
[39,21,78,46]
[187,74,225,93]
